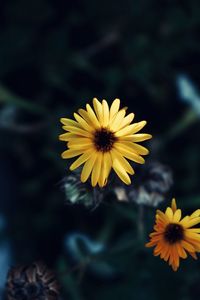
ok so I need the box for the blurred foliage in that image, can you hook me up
[0,0,200,299]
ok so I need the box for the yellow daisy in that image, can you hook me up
[146,198,200,271]
[59,98,152,187]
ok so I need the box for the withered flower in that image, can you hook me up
[6,262,59,300]
[113,162,173,207]
[62,171,103,207]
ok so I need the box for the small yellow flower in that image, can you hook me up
[59,98,152,187]
[146,198,200,271]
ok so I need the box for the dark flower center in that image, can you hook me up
[94,128,117,152]
[164,223,184,244]
[15,282,44,300]
[26,283,42,297]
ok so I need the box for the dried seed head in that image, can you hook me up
[6,262,59,300]
[62,171,103,208]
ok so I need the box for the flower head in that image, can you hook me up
[146,199,200,271]
[59,98,152,187]
[6,262,59,300]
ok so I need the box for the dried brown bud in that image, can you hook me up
[6,262,59,300]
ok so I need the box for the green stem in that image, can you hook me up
[137,205,145,241]
[0,84,48,115]
[162,109,198,147]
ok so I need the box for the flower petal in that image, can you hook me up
[86,104,101,128]
[120,133,152,142]
[93,98,103,125]
[114,143,145,164]
[115,121,147,137]
[61,149,83,159]
[81,153,97,183]
[102,99,110,127]
[111,149,134,175]
[111,156,131,185]
[109,98,120,121]
[70,149,93,170]
[62,125,92,138]
[91,153,103,187]
[109,109,126,132]
[74,113,93,132]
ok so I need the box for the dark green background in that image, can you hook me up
[0,0,200,299]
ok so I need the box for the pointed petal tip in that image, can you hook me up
[60,118,67,125]
[61,152,66,159]
[171,198,177,212]
[80,177,86,184]
[93,97,99,105]
[113,98,120,104]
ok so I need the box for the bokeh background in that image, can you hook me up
[1,0,200,299]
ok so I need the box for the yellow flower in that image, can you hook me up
[59,98,152,187]
[146,198,200,271]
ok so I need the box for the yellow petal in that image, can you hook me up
[115,121,147,137]
[98,154,107,188]
[101,99,109,127]
[68,143,92,150]
[120,133,152,142]
[190,209,200,219]
[121,141,149,155]
[185,231,200,241]
[111,149,134,175]
[185,217,200,228]
[111,157,131,185]
[180,216,190,227]
[81,153,97,182]
[60,118,82,128]
[61,149,83,159]
[171,198,177,213]
[59,133,77,141]
[93,98,103,125]
[114,143,145,164]
[173,209,182,222]
[74,113,93,132]
[86,104,101,128]
[165,207,173,221]
[70,149,93,170]
[91,153,103,187]
[103,152,112,185]
[67,137,92,147]
[118,113,134,130]
[98,152,112,187]
[78,109,95,127]
[109,109,126,132]
[187,228,200,233]
[62,126,92,138]
[109,98,120,121]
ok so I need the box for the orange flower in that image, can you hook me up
[146,199,200,271]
